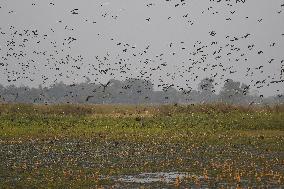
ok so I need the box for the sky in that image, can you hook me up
[0,0,283,96]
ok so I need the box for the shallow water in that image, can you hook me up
[116,172,194,183]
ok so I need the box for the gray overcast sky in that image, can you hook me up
[0,0,283,96]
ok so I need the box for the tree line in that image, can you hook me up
[0,78,283,105]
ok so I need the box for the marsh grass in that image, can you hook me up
[1,103,283,116]
[0,103,283,188]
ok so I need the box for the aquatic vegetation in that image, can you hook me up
[0,104,283,188]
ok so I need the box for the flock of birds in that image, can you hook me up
[0,0,284,102]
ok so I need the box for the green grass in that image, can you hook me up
[0,103,283,188]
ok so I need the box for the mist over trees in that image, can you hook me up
[0,78,283,105]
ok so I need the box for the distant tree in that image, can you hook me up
[15,85,30,103]
[2,85,19,102]
[162,86,179,104]
[45,81,68,103]
[198,78,217,103]
[0,84,4,102]
[107,79,126,103]
[178,89,199,104]
[121,78,154,104]
[219,79,250,104]
[198,78,214,93]
[151,85,179,104]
